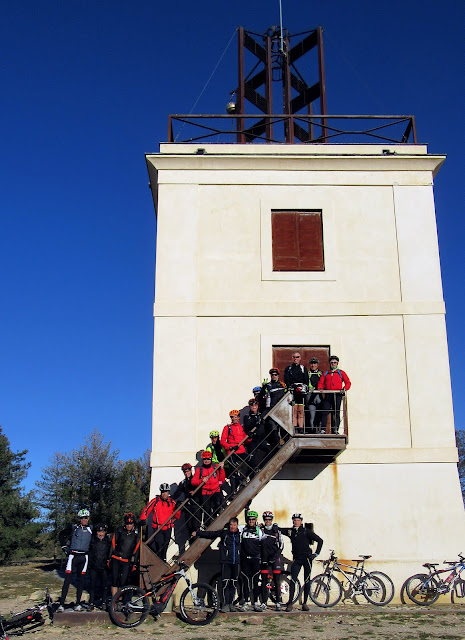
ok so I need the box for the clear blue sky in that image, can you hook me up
[1,1,463,492]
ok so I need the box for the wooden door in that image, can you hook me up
[272,346,331,376]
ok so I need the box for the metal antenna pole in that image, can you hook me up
[278,0,284,53]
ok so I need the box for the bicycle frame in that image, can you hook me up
[0,587,53,637]
[139,563,199,612]
[322,553,371,597]
[420,560,465,595]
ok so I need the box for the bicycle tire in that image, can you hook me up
[451,576,465,603]
[365,571,395,605]
[309,574,342,608]
[109,586,150,628]
[406,573,440,606]
[179,582,219,625]
[269,572,301,606]
[362,574,387,605]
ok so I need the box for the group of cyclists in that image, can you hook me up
[193,510,323,613]
[57,510,140,612]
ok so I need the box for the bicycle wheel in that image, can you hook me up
[406,573,440,606]
[365,571,395,605]
[270,572,301,605]
[451,576,465,603]
[309,574,342,608]
[109,586,150,628]
[179,582,219,625]
[362,574,387,605]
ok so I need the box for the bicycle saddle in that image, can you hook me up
[423,563,439,568]
[359,555,371,560]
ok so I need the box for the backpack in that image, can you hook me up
[323,369,344,382]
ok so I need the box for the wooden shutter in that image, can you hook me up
[272,210,324,272]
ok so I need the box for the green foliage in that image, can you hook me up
[456,429,465,503]
[0,426,42,563]
[36,429,151,536]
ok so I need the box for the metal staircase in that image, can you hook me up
[140,390,347,581]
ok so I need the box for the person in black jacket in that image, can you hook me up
[109,513,140,597]
[171,463,202,552]
[243,399,270,471]
[262,368,286,447]
[192,518,241,613]
[280,513,323,612]
[284,353,310,434]
[88,524,111,610]
[307,357,323,433]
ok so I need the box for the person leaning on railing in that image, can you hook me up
[191,450,226,525]
[317,355,351,434]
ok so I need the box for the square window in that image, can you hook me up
[271,210,324,271]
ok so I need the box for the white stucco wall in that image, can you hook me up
[146,143,464,596]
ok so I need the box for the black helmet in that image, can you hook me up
[124,512,135,525]
[309,357,319,364]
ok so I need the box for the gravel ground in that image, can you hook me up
[2,597,465,640]
[2,563,465,639]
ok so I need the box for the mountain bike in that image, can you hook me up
[209,568,301,607]
[405,553,465,606]
[0,587,53,639]
[309,551,394,607]
[109,562,218,627]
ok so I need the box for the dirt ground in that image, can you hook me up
[2,562,465,640]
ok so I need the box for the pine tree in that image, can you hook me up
[0,426,42,562]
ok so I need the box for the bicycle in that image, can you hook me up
[309,550,394,607]
[109,562,218,627]
[0,587,53,638]
[405,553,465,606]
[209,568,301,607]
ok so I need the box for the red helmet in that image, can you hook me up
[201,450,212,459]
[181,463,192,471]
[262,510,274,520]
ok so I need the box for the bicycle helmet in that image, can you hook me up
[252,386,261,393]
[124,512,135,524]
[248,398,258,406]
[292,513,303,520]
[246,510,258,519]
[201,450,212,459]
[95,523,107,532]
[229,409,240,417]
[329,355,339,362]
[309,357,319,364]
[181,463,192,471]
[159,483,170,492]
[209,430,220,438]
[269,368,280,375]
[262,510,274,520]
[77,508,90,518]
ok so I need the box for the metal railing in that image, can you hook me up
[143,389,348,565]
[167,114,417,145]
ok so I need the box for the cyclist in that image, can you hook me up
[260,510,284,610]
[280,513,323,611]
[110,513,140,596]
[221,410,251,492]
[238,510,265,612]
[57,508,93,611]
[192,517,241,613]
[171,463,202,549]
[317,355,351,434]
[262,368,286,447]
[140,483,180,561]
[191,450,225,524]
[205,430,227,465]
[88,524,111,610]
[243,399,270,471]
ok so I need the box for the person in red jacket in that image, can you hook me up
[317,355,351,434]
[140,483,180,561]
[191,450,226,525]
[221,410,251,493]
